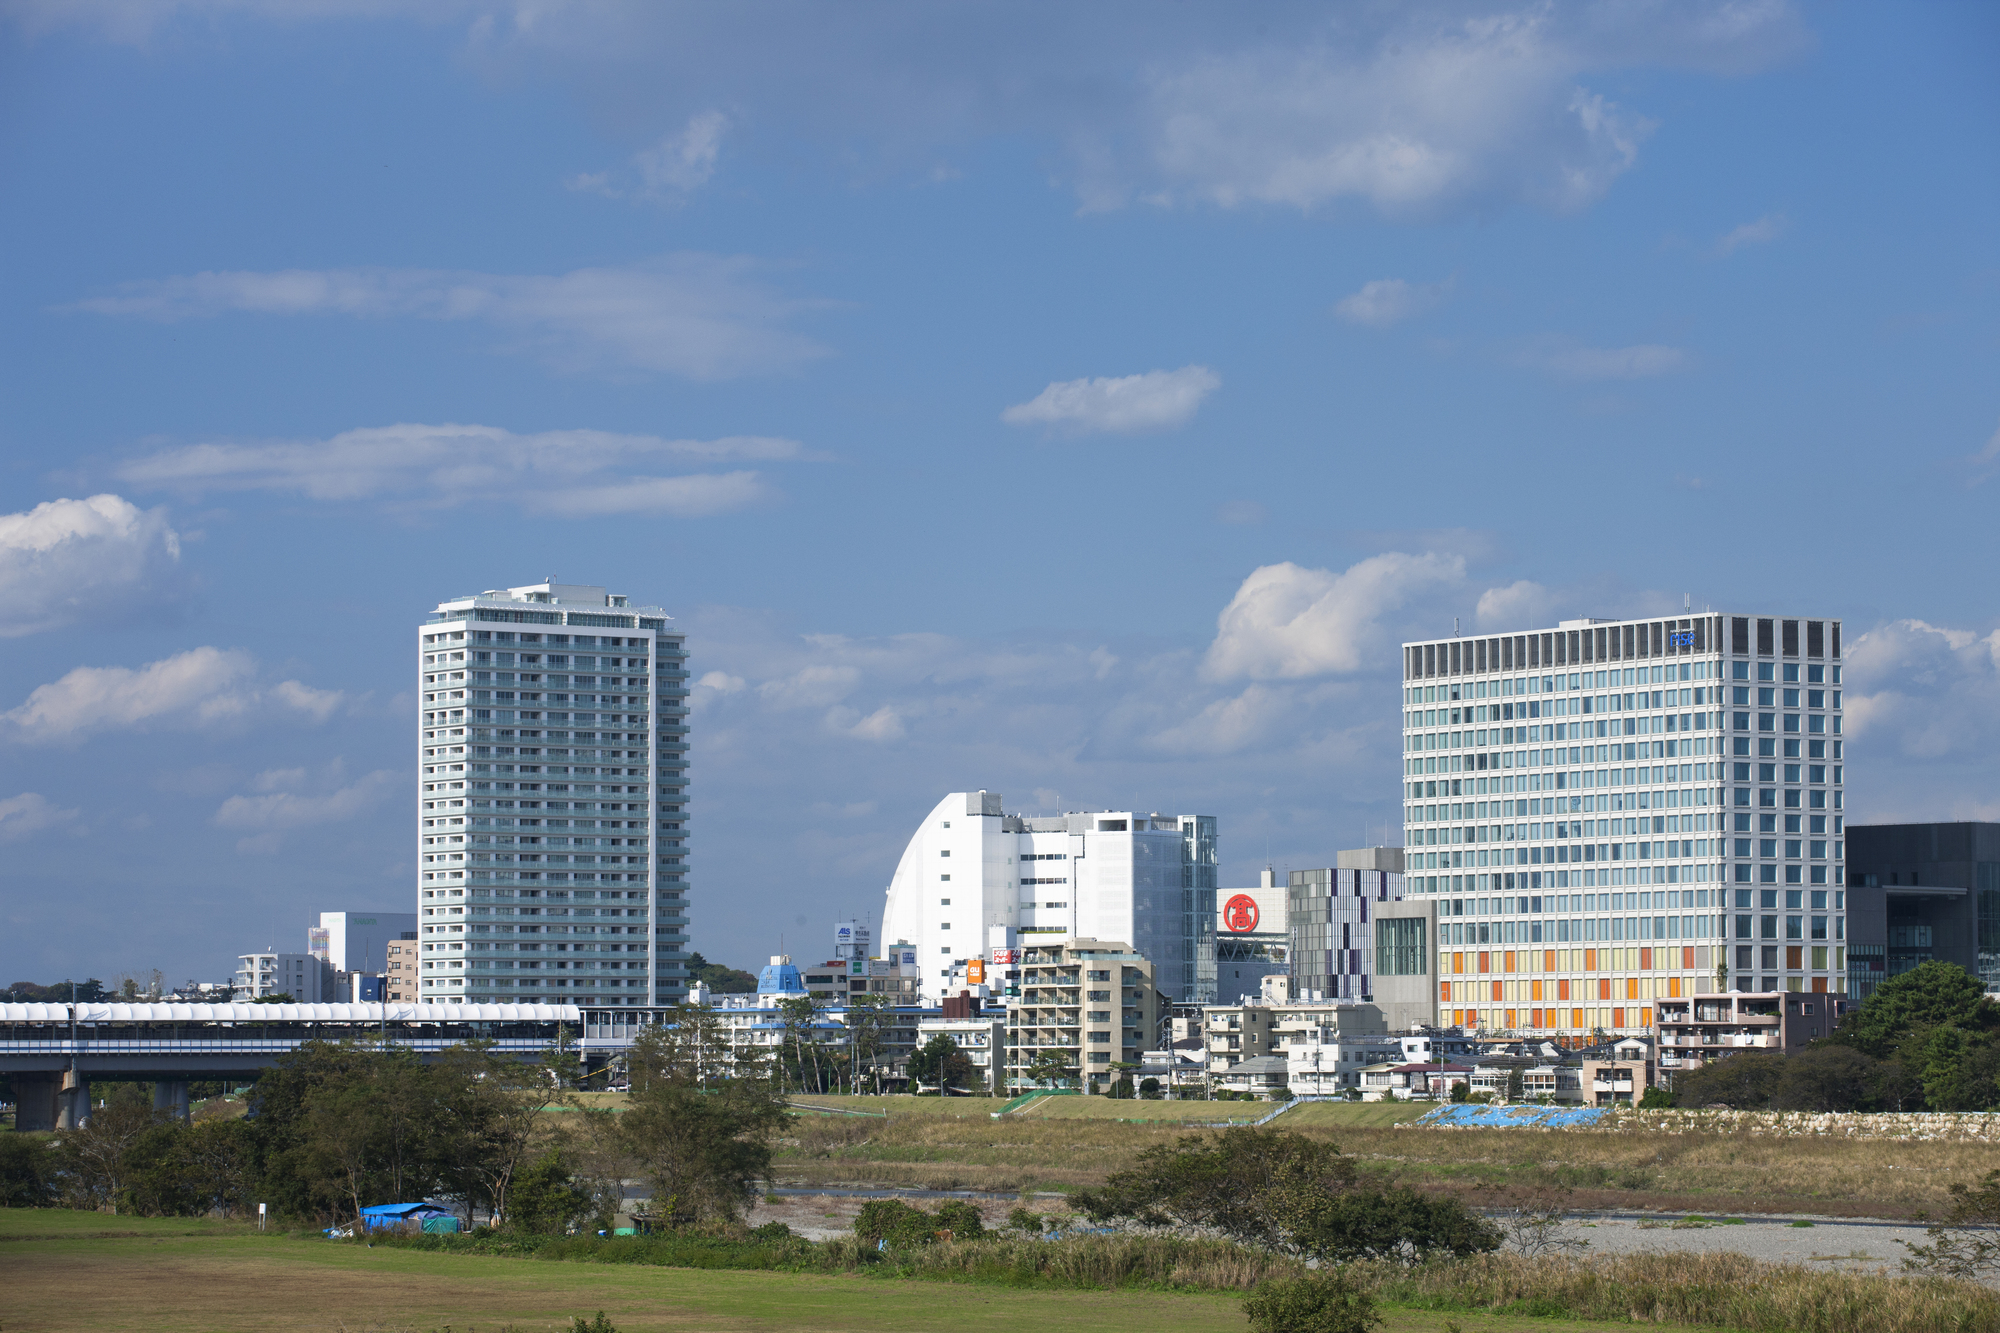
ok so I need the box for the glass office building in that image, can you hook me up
[1400,614,1845,1035]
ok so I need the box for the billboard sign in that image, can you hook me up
[967,959,986,985]
[988,948,1017,965]
[1223,894,1261,933]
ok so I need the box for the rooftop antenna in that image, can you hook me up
[1454,616,1460,635]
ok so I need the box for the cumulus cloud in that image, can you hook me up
[68,255,826,380]
[1203,552,1465,681]
[1002,366,1219,434]
[1,647,344,744]
[118,422,800,516]
[1844,620,2000,762]
[0,792,81,841]
[19,3,1809,221]
[1714,212,1788,255]
[1511,337,1687,380]
[637,111,729,194]
[0,494,183,637]
[1333,277,1452,327]
[1476,579,1556,630]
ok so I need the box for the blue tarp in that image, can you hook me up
[359,1202,458,1230]
[1413,1104,1612,1129]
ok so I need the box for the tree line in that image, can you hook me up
[1670,961,2000,1111]
[0,1009,808,1233]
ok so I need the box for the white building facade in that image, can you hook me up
[879,792,1217,1003]
[1401,614,1846,1036]
[309,911,418,973]
[416,582,690,1007]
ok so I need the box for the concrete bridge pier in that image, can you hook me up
[55,1073,91,1130]
[10,1074,59,1132]
[153,1079,191,1121]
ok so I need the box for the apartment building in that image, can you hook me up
[1286,1028,1404,1095]
[416,581,690,1007]
[1203,1000,1279,1074]
[1653,990,1844,1080]
[1004,938,1164,1093]
[1401,613,1847,1035]
[1287,848,1404,1001]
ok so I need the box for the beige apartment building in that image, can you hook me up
[1004,939,1163,1093]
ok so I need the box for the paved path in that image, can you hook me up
[1559,1211,1935,1274]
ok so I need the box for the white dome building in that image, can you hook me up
[879,790,1217,1003]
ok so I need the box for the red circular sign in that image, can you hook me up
[1223,894,1260,933]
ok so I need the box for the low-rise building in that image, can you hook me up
[919,995,1007,1094]
[386,936,421,1003]
[1213,1054,1292,1097]
[234,952,333,1001]
[1581,1038,1656,1106]
[1359,1061,1471,1101]
[1005,939,1163,1094]
[1286,1028,1404,1095]
[1653,990,1845,1081]
[1203,999,1280,1076]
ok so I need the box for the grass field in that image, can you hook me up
[766,1100,1982,1217]
[0,1209,1642,1333]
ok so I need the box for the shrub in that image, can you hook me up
[1243,1273,1380,1333]
[854,1198,945,1247]
[751,1221,793,1242]
[570,1313,616,1333]
[933,1199,985,1239]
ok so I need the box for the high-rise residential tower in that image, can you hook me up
[879,791,1217,1004]
[1399,614,1846,1037]
[416,582,689,1007]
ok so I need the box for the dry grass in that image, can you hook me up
[1363,1250,2000,1333]
[772,1106,1990,1216]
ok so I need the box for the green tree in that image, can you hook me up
[907,1034,973,1094]
[1023,1048,1075,1089]
[774,995,830,1093]
[1274,1182,1500,1264]
[1770,1045,1877,1111]
[1832,960,1998,1058]
[53,1101,168,1211]
[625,1006,732,1091]
[1914,1026,2000,1112]
[684,952,757,994]
[845,992,900,1093]
[507,1149,594,1234]
[1505,1066,1525,1101]
[433,1041,568,1228]
[1670,1051,1784,1108]
[0,1134,57,1207]
[618,1073,788,1226]
[1903,1169,2000,1281]
[1074,1129,1353,1248]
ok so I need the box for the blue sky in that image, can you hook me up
[2,1,1996,988]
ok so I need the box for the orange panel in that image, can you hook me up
[1439,981,1450,1001]
[1598,977,1611,1001]
[1668,976,1682,998]
[1812,977,1828,993]
[1505,1008,1517,1028]
[1531,979,1544,1002]
[1491,980,1503,1001]
[1545,950,1557,971]
[1640,1006,1653,1026]
[1479,951,1491,973]
[1787,946,1803,969]
[1626,977,1639,1000]
[1682,947,1696,969]
[1504,950,1516,973]
[1584,948,1596,971]
[1453,952,1464,974]
[1613,1006,1625,1027]
[1572,1007,1585,1028]
[1558,978,1570,1001]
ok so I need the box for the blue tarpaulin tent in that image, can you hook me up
[358,1202,460,1233]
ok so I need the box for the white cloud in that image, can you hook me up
[827,704,907,743]
[1714,212,1788,256]
[0,494,182,637]
[1002,365,1219,434]
[68,254,826,379]
[1216,499,1266,525]
[1333,277,1452,327]
[214,768,396,832]
[1,647,343,744]
[1476,579,1555,629]
[1203,552,1465,681]
[118,422,800,517]
[1967,420,2000,485]
[1512,337,1687,381]
[0,792,80,841]
[18,3,1809,221]
[637,111,729,195]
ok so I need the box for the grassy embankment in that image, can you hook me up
[9,1208,2000,1333]
[767,1096,1984,1217]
